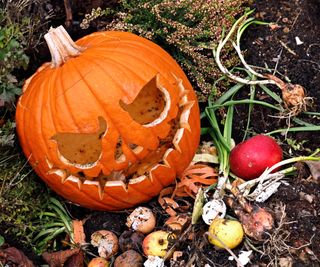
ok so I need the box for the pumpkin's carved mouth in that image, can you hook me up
[47,76,194,199]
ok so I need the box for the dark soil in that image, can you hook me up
[240,0,320,151]
[1,0,320,266]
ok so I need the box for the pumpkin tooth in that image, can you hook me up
[46,157,54,169]
[173,128,185,153]
[48,169,68,183]
[132,145,144,155]
[179,95,189,107]
[172,74,186,96]
[175,77,189,98]
[180,101,195,132]
[162,148,174,168]
[97,180,107,200]
[82,179,100,193]
[105,181,129,192]
[65,175,84,190]
[115,154,126,164]
[129,175,147,184]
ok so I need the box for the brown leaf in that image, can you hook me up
[65,249,84,267]
[305,160,320,180]
[72,220,86,245]
[42,248,81,267]
[0,247,35,267]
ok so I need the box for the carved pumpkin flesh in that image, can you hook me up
[15,26,200,210]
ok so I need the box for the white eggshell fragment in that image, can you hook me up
[202,199,226,225]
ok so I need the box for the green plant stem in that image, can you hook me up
[266,126,320,135]
[205,108,230,152]
[243,83,256,140]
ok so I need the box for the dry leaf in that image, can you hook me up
[305,160,320,180]
[72,220,86,245]
[42,248,81,267]
[0,247,35,267]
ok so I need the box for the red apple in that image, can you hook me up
[229,135,282,180]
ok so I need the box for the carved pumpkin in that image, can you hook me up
[15,26,200,210]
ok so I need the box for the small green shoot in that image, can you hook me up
[0,235,4,246]
[33,197,73,254]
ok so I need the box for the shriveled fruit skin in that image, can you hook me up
[229,135,283,180]
[114,250,143,267]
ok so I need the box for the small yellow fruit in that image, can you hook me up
[208,218,244,249]
[142,230,175,257]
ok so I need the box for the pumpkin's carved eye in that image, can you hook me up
[119,76,167,125]
[51,116,107,165]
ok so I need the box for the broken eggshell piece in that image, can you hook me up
[202,199,227,225]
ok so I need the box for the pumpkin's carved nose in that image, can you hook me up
[51,116,107,165]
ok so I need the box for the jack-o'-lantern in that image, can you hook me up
[15,26,200,210]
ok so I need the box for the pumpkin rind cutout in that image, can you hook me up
[15,26,200,210]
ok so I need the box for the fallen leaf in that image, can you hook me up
[42,248,82,267]
[305,160,320,180]
[72,220,86,245]
[0,247,34,267]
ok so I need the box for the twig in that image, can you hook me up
[63,0,73,27]
[279,40,297,56]
[163,223,192,261]
[273,47,283,75]
[290,9,302,30]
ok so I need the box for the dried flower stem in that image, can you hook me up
[214,11,278,86]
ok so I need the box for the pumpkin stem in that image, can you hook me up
[44,25,84,67]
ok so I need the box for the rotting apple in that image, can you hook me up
[119,230,145,252]
[114,250,143,267]
[142,230,175,257]
[229,135,283,180]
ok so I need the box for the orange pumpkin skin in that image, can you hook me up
[16,28,200,210]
